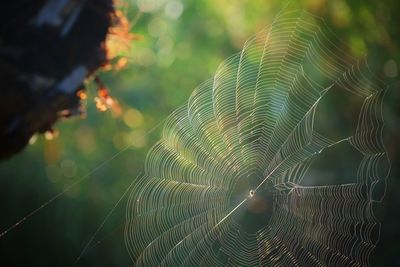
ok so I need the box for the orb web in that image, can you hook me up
[125,10,389,267]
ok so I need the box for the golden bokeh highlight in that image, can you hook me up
[123,108,144,128]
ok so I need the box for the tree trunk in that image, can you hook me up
[0,0,114,160]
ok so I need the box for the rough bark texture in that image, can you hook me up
[0,0,114,160]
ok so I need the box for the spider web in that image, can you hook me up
[125,10,389,267]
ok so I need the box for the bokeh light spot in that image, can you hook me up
[165,1,184,20]
[123,108,144,128]
[137,0,165,13]
[129,130,148,149]
[28,134,38,145]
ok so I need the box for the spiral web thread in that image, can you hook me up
[125,10,389,267]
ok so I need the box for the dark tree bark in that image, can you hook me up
[0,0,114,160]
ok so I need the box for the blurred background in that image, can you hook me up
[0,0,399,266]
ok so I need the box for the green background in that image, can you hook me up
[0,0,399,266]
